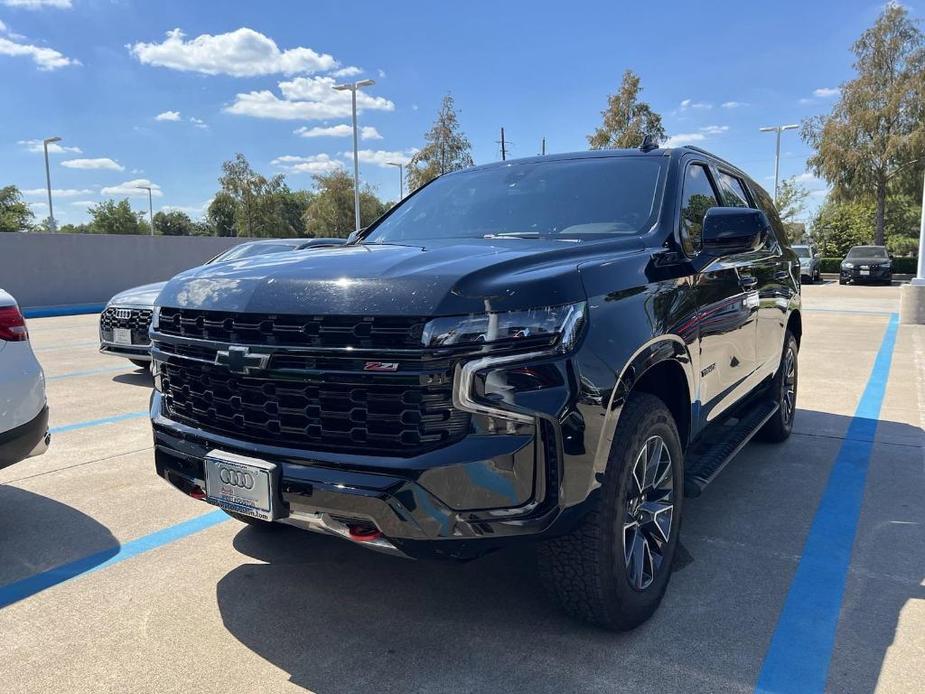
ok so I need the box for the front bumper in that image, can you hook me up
[151,391,572,560]
[840,267,892,283]
[0,405,50,470]
[99,342,152,360]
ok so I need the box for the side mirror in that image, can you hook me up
[701,207,769,256]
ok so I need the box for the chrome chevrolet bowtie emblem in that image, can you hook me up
[215,346,270,374]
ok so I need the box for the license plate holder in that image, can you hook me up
[113,327,132,345]
[204,450,278,521]
[860,269,870,276]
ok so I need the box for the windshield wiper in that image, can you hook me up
[482,231,541,239]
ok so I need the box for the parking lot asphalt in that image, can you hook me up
[1,282,922,694]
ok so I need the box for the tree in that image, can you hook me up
[153,210,194,236]
[775,176,812,242]
[87,199,147,235]
[58,222,90,234]
[588,70,666,150]
[302,169,388,238]
[0,185,34,232]
[406,94,473,191]
[218,153,298,237]
[801,3,925,245]
[208,191,237,237]
[811,198,875,256]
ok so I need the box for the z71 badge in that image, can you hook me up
[363,361,399,372]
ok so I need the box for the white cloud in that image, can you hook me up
[189,116,208,129]
[721,101,747,109]
[18,138,81,154]
[22,187,93,197]
[377,68,386,78]
[226,76,394,121]
[0,35,78,70]
[331,65,362,78]
[69,200,96,207]
[345,149,416,168]
[680,98,712,110]
[100,178,162,197]
[293,123,382,140]
[813,87,840,98]
[155,110,181,121]
[61,157,125,171]
[162,199,212,217]
[128,27,336,77]
[665,125,729,147]
[1,0,72,7]
[271,153,344,174]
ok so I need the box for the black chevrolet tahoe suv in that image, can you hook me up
[150,145,801,630]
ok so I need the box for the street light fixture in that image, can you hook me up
[387,161,404,200]
[42,136,61,232]
[136,186,154,236]
[333,79,376,232]
[759,124,799,203]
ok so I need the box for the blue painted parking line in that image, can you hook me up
[755,313,900,694]
[50,411,148,434]
[0,511,228,609]
[22,304,105,319]
[46,366,128,381]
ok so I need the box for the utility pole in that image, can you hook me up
[759,124,799,203]
[541,137,546,156]
[42,136,61,232]
[500,128,507,161]
[136,186,154,235]
[387,162,404,200]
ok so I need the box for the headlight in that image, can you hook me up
[842,262,854,269]
[422,301,587,352]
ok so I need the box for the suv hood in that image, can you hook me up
[109,281,167,307]
[156,239,644,316]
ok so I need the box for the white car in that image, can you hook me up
[0,289,49,470]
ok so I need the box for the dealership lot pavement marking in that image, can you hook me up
[49,410,148,434]
[0,510,227,609]
[1,286,921,694]
[756,314,900,694]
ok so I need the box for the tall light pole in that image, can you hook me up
[136,186,154,235]
[333,78,375,231]
[42,136,61,232]
[759,124,799,203]
[387,161,404,200]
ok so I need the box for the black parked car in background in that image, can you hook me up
[100,238,345,367]
[150,145,801,630]
[839,245,893,285]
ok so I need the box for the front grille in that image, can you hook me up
[160,360,469,456]
[157,307,425,349]
[101,306,153,344]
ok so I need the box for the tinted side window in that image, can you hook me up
[716,171,751,207]
[680,164,718,255]
[748,182,788,248]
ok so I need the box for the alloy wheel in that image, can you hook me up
[622,435,674,590]
[782,347,796,424]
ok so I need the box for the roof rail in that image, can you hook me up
[682,145,739,171]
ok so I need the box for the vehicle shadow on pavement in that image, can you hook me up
[215,409,923,694]
[0,486,119,588]
[111,371,152,388]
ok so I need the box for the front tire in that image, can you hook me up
[537,392,683,630]
[757,331,798,443]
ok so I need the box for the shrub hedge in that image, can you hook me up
[819,256,918,273]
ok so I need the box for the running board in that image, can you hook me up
[683,399,779,497]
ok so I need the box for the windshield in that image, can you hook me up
[846,246,888,259]
[364,157,665,244]
[211,242,297,263]
[793,246,811,258]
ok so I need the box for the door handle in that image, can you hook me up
[774,270,789,281]
[739,275,758,289]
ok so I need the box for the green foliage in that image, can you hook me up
[0,185,35,232]
[801,3,925,244]
[407,94,473,192]
[87,199,148,235]
[886,236,919,257]
[208,191,237,237]
[588,70,666,150]
[190,220,215,236]
[57,223,90,234]
[811,192,920,256]
[303,169,388,238]
[776,177,811,225]
[153,210,194,236]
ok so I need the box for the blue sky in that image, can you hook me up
[0,0,911,226]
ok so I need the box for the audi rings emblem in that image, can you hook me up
[219,467,255,489]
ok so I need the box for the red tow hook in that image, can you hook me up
[347,525,382,542]
[189,485,206,500]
